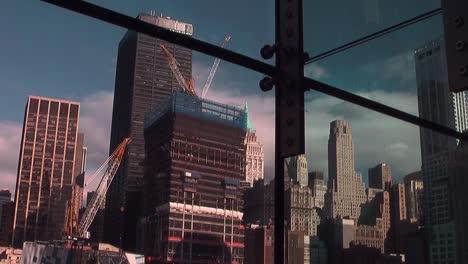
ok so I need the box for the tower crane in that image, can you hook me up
[201,35,231,98]
[159,44,197,96]
[63,138,131,239]
[159,35,231,98]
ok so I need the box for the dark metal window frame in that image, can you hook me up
[41,1,468,263]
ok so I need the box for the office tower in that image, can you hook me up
[288,154,308,186]
[0,190,11,227]
[12,96,80,247]
[0,190,12,245]
[415,39,468,264]
[403,171,423,223]
[243,178,275,227]
[141,92,246,263]
[286,231,305,264]
[324,120,366,219]
[389,184,408,253]
[306,236,327,264]
[447,139,468,264]
[244,226,274,264]
[106,13,193,250]
[244,103,264,187]
[286,183,321,236]
[308,171,326,209]
[0,201,14,246]
[73,133,86,216]
[354,224,384,252]
[244,178,321,237]
[368,163,392,190]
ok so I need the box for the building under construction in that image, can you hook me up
[141,92,247,263]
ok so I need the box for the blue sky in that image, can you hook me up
[0,0,446,193]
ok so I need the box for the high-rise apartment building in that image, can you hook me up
[141,92,246,263]
[308,171,326,209]
[403,171,423,223]
[244,103,264,187]
[368,163,392,190]
[12,96,81,247]
[324,120,366,219]
[288,155,308,187]
[106,13,193,250]
[415,39,468,264]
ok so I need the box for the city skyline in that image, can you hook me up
[0,1,444,195]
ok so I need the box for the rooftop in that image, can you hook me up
[145,92,247,130]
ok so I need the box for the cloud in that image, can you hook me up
[363,52,416,90]
[78,91,114,190]
[0,122,22,193]
[305,63,330,80]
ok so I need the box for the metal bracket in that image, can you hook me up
[276,0,305,158]
[442,0,468,92]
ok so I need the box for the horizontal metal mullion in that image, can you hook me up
[42,0,468,141]
[41,0,278,77]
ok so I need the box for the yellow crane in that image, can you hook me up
[63,138,131,239]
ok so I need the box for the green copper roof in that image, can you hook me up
[244,102,256,133]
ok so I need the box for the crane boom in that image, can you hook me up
[201,35,231,98]
[78,138,131,237]
[159,44,197,96]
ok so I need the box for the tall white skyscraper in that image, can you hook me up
[244,103,264,187]
[415,39,468,264]
[324,120,367,219]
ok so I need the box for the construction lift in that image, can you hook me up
[63,137,131,240]
[159,35,231,98]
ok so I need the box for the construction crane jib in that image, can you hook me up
[159,44,197,96]
[201,35,231,98]
[78,138,131,238]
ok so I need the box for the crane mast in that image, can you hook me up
[77,138,131,237]
[201,35,231,98]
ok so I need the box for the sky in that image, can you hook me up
[0,0,446,195]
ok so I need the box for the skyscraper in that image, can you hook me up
[308,171,326,209]
[244,103,264,187]
[0,190,11,227]
[106,13,193,250]
[288,155,308,187]
[73,133,86,217]
[415,39,468,264]
[324,120,366,219]
[403,171,423,223]
[12,96,80,247]
[141,92,246,263]
[368,163,392,190]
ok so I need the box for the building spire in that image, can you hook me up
[244,101,256,133]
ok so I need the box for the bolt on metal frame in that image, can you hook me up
[41,1,468,263]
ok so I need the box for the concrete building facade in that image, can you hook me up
[403,171,423,223]
[308,171,326,209]
[12,96,81,247]
[368,163,392,190]
[243,103,264,187]
[141,92,246,263]
[106,13,193,251]
[415,39,468,264]
[324,120,367,220]
[288,155,308,187]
